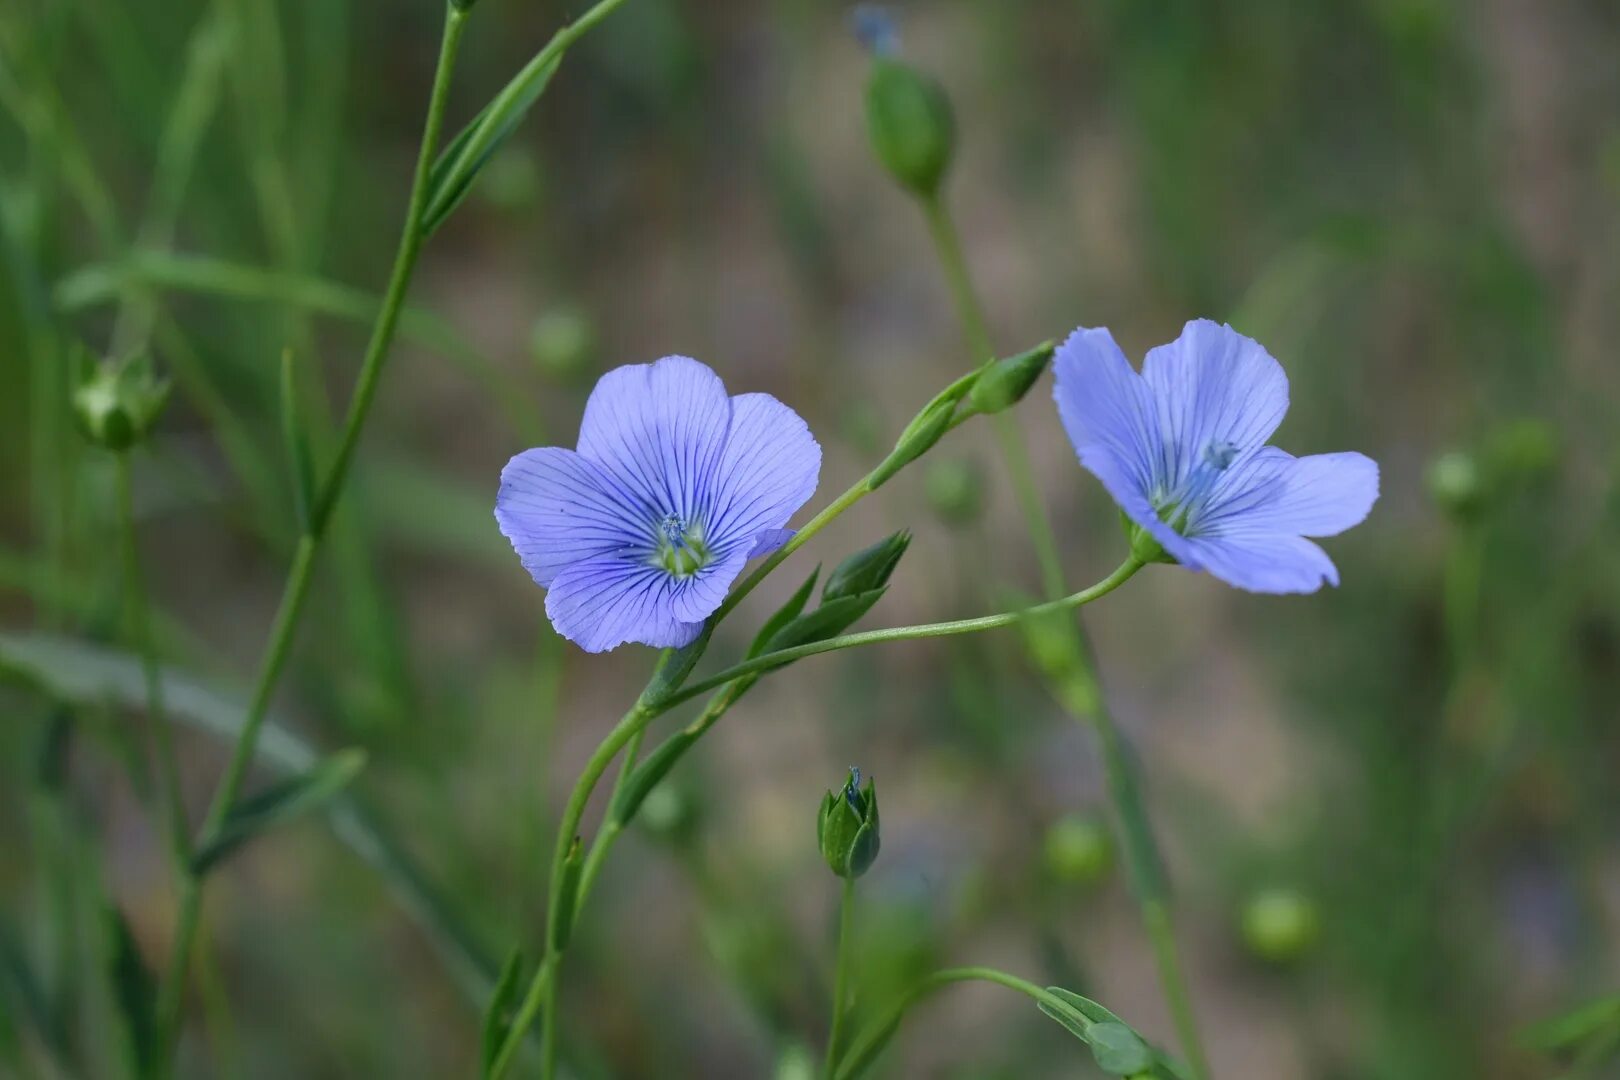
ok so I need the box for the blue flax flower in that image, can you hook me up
[496,356,821,651]
[1054,319,1378,593]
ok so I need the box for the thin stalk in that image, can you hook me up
[150,8,471,1066]
[917,191,1211,1078]
[660,558,1143,713]
[823,876,857,1078]
[114,453,192,875]
[713,475,870,624]
[831,966,1081,1080]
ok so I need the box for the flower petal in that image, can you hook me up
[1053,326,1160,499]
[1140,320,1288,485]
[494,448,653,588]
[1203,451,1379,538]
[1172,531,1341,594]
[706,392,821,553]
[748,528,796,557]
[544,558,707,653]
[576,356,732,523]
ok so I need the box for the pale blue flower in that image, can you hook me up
[496,356,821,651]
[1054,320,1378,593]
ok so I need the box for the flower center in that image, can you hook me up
[1153,439,1240,535]
[654,514,711,578]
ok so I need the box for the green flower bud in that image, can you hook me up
[864,58,955,198]
[818,768,880,879]
[1484,418,1557,485]
[966,341,1054,415]
[528,307,596,383]
[637,782,699,846]
[1426,450,1483,521]
[1240,886,1320,964]
[923,458,984,526]
[1042,814,1113,887]
[823,531,911,602]
[73,354,170,452]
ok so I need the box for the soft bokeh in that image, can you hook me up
[2,1,1617,1077]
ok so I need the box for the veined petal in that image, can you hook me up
[706,392,821,554]
[748,528,795,557]
[1053,327,1160,497]
[1203,451,1379,538]
[545,558,707,653]
[495,448,653,587]
[576,356,732,524]
[1174,531,1341,594]
[668,547,750,623]
[1141,320,1288,490]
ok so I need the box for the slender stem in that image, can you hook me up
[917,190,1212,1078]
[823,876,858,1078]
[832,966,1080,1080]
[151,8,470,1066]
[490,695,660,1080]
[661,558,1143,713]
[920,195,994,362]
[115,453,192,874]
[1142,900,1210,1080]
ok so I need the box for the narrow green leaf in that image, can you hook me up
[610,730,698,827]
[479,948,525,1077]
[0,632,499,1005]
[763,589,887,658]
[834,1012,903,1080]
[279,347,316,530]
[106,905,156,1079]
[422,52,562,235]
[1088,1021,1154,1075]
[746,568,819,660]
[1519,993,1620,1051]
[1036,996,1092,1043]
[192,749,368,874]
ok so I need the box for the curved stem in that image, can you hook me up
[660,558,1143,714]
[832,966,1078,1080]
[713,475,870,625]
[917,190,1211,1079]
[151,8,470,1067]
[823,876,857,1078]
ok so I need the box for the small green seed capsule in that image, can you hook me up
[1426,450,1483,520]
[528,307,597,383]
[1240,886,1320,963]
[1043,814,1113,887]
[864,58,955,198]
[74,354,170,452]
[924,459,984,526]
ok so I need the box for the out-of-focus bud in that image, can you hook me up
[823,531,911,602]
[477,147,543,212]
[864,56,955,199]
[1426,450,1483,521]
[1484,418,1557,486]
[1042,813,1113,887]
[818,767,880,879]
[450,0,480,13]
[528,306,596,383]
[967,341,1054,415]
[924,458,984,526]
[637,781,699,846]
[1240,886,1320,964]
[74,354,170,452]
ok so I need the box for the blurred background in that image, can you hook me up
[3,0,1619,1076]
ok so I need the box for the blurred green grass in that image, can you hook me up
[2,0,1618,1076]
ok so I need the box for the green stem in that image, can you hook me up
[1142,899,1210,1080]
[114,453,192,875]
[661,558,1143,713]
[713,475,870,624]
[823,876,857,1078]
[917,191,1211,1079]
[150,7,470,1066]
[832,966,1077,1080]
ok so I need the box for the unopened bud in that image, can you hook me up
[864,57,955,199]
[529,307,596,383]
[924,459,984,526]
[1042,814,1113,887]
[818,767,880,879]
[1240,886,1320,963]
[1426,450,1483,521]
[74,354,169,452]
[967,342,1054,415]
